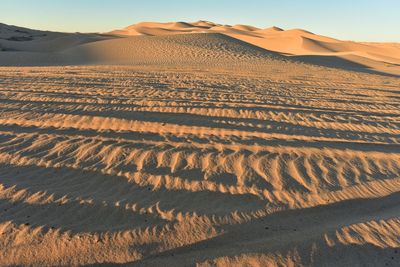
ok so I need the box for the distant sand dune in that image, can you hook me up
[107,21,400,75]
[1,21,400,75]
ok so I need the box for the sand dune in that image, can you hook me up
[107,21,400,75]
[0,21,399,266]
[0,23,112,66]
[223,26,400,75]
[1,21,400,75]
[63,33,284,66]
[109,21,212,36]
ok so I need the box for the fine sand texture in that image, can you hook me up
[0,21,400,266]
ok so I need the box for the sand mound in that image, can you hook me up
[67,32,281,65]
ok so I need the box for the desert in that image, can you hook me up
[0,18,400,266]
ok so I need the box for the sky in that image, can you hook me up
[0,0,399,42]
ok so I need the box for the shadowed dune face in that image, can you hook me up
[0,65,399,266]
[0,23,111,53]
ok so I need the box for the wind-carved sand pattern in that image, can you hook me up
[0,63,399,266]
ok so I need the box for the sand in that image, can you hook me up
[0,21,400,266]
[2,21,400,75]
[107,21,400,76]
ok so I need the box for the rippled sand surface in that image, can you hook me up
[0,62,399,266]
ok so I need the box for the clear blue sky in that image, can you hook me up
[1,0,399,41]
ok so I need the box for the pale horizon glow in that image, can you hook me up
[1,0,399,42]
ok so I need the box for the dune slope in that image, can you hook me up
[62,33,282,66]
